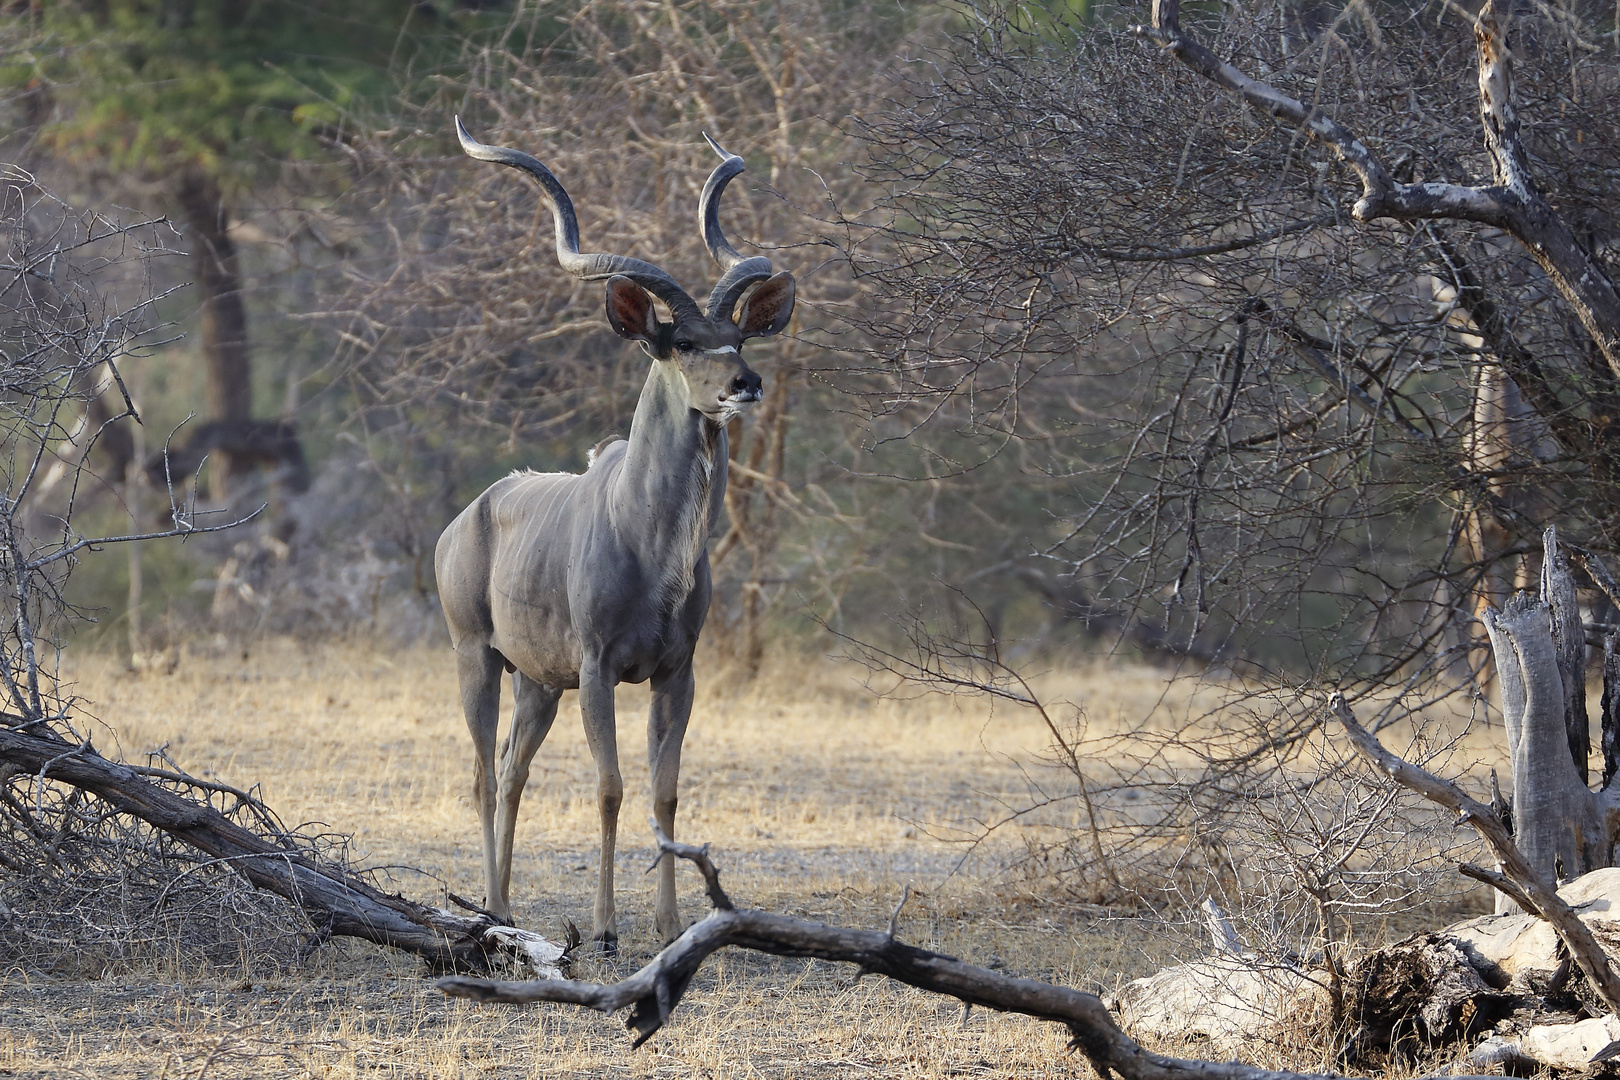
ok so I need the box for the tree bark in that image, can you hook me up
[1541,530,1591,782]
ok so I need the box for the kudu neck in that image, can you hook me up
[612,362,724,558]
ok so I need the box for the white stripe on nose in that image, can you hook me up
[704,346,739,355]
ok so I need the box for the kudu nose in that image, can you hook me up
[730,372,763,399]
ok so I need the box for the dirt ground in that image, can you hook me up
[1,641,1219,1079]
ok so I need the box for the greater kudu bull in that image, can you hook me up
[436,120,795,951]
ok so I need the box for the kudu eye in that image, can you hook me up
[674,339,694,352]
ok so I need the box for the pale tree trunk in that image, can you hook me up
[1463,367,1526,676]
[1483,528,1620,912]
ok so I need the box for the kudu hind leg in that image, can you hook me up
[579,663,623,952]
[494,672,561,918]
[648,665,694,943]
[455,646,505,919]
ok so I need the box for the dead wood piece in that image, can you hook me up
[1447,867,1620,977]
[1202,897,1245,957]
[0,724,560,972]
[1343,934,1514,1066]
[647,826,732,911]
[1475,1014,1620,1072]
[1116,933,1515,1065]
[1483,538,1609,905]
[1116,954,1322,1056]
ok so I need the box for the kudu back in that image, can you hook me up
[435,121,795,950]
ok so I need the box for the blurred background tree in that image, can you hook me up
[2,0,469,491]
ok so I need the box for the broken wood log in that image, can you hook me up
[1340,934,1513,1065]
[1114,931,1517,1066]
[1110,861,1620,1070]
[0,723,565,974]
[1472,1014,1620,1072]
[1114,954,1324,1058]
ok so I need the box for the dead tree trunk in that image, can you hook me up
[1479,528,1617,912]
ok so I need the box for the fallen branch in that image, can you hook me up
[1331,693,1620,1013]
[0,723,563,973]
[438,835,1507,1080]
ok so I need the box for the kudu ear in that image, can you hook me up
[605,276,661,345]
[734,272,795,340]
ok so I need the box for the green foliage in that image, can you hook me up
[6,1,482,191]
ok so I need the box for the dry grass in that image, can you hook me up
[1,640,1224,1079]
[2,639,1526,1078]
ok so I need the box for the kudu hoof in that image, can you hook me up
[592,932,619,957]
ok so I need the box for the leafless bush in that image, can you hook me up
[1,745,332,975]
[819,0,1620,965]
[841,593,1488,1007]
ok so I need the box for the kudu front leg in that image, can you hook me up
[648,665,694,943]
[455,645,505,919]
[493,672,561,916]
[579,663,623,953]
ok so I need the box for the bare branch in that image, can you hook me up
[24,505,264,571]
[1458,862,1536,912]
[1081,216,1332,262]
[1134,0,1620,375]
[647,821,732,912]
[1133,0,1508,227]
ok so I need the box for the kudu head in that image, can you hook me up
[455,119,795,424]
